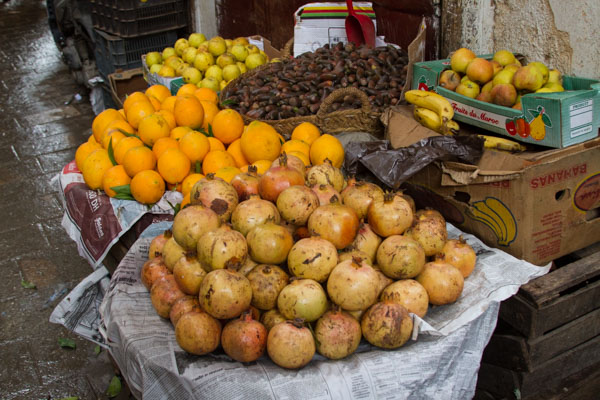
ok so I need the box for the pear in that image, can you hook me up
[450,48,476,74]
[528,62,549,85]
[512,65,544,91]
[492,50,516,67]
[547,69,562,84]
[490,60,502,76]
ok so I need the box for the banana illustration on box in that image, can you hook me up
[466,197,517,246]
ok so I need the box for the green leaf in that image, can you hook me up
[542,113,552,127]
[94,345,102,356]
[173,202,182,215]
[116,128,137,137]
[58,338,76,349]
[207,124,214,137]
[195,160,202,174]
[106,376,122,398]
[21,280,36,289]
[220,98,237,107]
[111,184,135,201]
[107,138,117,166]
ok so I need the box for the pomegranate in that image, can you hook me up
[171,204,221,251]
[190,174,239,222]
[258,154,305,203]
[260,309,288,332]
[150,274,187,318]
[198,268,253,319]
[346,309,365,321]
[231,196,280,237]
[173,251,207,295]
[416,261,464,305]
[271,153,306,177]
[341,180,384,220]
[141,256,170,291]
[351,222,382,264]
[277,279,328,322]
[247,264,289,310]
[327,257,380,311]
[380,279,429,318]
[372,266,394,297]
[197,224,248,271]
[415,208,446,226]
[436,236,477,278]
[307,199,359,249]
[376,235,426,279]
[246,221,293,265]
[310,184,342,206]
[306,159,345,192]
[367,192,414,237]
[148,229,172,259]
[230,165,260,202]
[361,301,413,349]
[175,311,221,355]
[267,319,315,369]
[315,306,362,360]
[169,295,203,327]
[338,248,373,266]
[287,237,338,282]
[238,257,258,276]
[221,312,267,362]
[293,226,311,241]
[162,236,187,272]
[276,185,319,226]
[406,216,448,257]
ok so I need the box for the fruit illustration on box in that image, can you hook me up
[466,197,517,246]
[527,105,552,141]
[505,118,517,136]
[515,116,530,138]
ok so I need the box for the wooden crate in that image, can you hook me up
[476,243,600,399]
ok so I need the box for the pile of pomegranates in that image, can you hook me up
[141,154,477,369]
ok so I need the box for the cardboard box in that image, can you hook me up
[411,55,600,148]
[108,68,147,108]
[384,106,600,266]
[142,35,282,95]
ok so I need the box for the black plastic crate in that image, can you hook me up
[93,28,178,77]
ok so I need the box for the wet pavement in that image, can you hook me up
[0,0,130,398]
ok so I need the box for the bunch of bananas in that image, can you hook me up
[404,89,527,153]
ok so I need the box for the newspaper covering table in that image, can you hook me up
[51,221,548,399]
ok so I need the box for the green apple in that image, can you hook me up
[222,64,241,82]
[205,65,223,82]
[158,65,175,77]
[182,47,198,65]
[174,38,190,56]
[149,63,163,74]
[245,53,266,70]
[492,50,516,67]
[162,47,176,61]
[193,52,214,72]
[245,44,260,54]
[455,79,480,98]
[208,37,227,57]
[547,69,562,84]
[188,32,207,48]
[145,51,162,68]
[182,67,202,85]
[230,44,249,62]
[236,61,247,74]
[199,77,220,92]
[216,52,236,68]
[175,62,189,77]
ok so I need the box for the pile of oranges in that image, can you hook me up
[76,83,345,206]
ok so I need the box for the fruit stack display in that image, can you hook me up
[221,41,409,120]
[141,154,479,369]
[144,33,273,92]
[439,48,564,110]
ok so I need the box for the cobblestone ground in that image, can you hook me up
[0,0,131,398]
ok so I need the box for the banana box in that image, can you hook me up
[411,55,600,149]
[402,135,600,265]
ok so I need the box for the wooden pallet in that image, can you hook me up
[476,242,600,399]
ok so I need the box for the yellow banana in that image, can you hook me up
[478,135,527,152]
[484,197,517,245]
[469,201,508,244]
[405,89,454,123]
[413,107,460,135]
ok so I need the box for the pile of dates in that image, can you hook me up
[221,42,409,120]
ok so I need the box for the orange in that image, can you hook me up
[155,109,176,130]
[123,92,151,114]
[291,122,321,146]
[194,87,219,103]
[88,134,98,144]
[81,148,114,190]
[226,138,248,168]
[287,150,310,167]
[180,192,191,208]
[146,84,171,103]
[149,96,162,111]
[102,130,126,150]
[92,108,124,142]
[118,108,126,119]
[113,136,144,165]
[75,141,102,171]
[211,109,244,144]
[179,130,210,163]
[215,166,242,183]
[130,169,165,205]
[177,83,199,97]
[157,148,191,184]
[102,164,131,197]
[309,133,344,168]
[251,159,272,175]
[126,100,156,129]
[281,139,310,158]
[153,137,180,159]
[199,100,219,130]
[240,121,281,163]
[202,150,236,175]
[160,95,177,113]
[100,119,135,145]
[173,95,204,129]
[138,113,171,146]
[180,173,204,196]
[170,126,193,141]
[207,137,226,151]
[122,146,157,177]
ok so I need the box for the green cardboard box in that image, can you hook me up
[411,55,600,148]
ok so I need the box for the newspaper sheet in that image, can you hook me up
[87,221,549,399]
